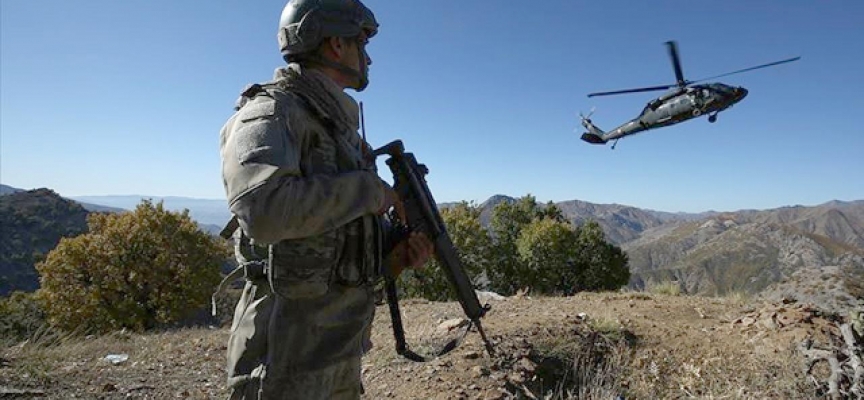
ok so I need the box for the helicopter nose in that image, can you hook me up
[735,87,748,101]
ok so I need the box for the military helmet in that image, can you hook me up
[278,0,379,61]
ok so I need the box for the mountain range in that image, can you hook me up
[67,194,228,234]
[474,195,864,312]
[2,183,862,312]
[0,188,90,295]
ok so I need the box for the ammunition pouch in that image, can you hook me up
[269,230,339,299]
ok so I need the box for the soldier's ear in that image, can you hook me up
[320,37,347,61]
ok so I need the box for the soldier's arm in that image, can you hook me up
[221,95,384,244]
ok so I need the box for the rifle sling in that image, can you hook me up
[384,276,474,362]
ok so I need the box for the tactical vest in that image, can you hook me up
[222,80,384,300]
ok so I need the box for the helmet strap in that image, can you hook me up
[302,37,369,92]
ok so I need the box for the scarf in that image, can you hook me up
[274,64,371,163]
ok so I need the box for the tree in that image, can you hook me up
[487,195,630,295]
[571,221,630,292]
[487,195,539,294]
[36,200,227,333]
[401,201,491,301]
[515,218,579,294]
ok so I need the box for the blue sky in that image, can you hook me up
[2,1,862,213]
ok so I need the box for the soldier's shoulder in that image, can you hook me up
[233,83,311,117]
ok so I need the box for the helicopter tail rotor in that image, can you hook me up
[579,110,607,144]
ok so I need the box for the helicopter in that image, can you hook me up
[580,41,800,149]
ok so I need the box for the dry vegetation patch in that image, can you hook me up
[2,292,859,399]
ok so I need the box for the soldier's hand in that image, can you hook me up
[405,231,433,268]
[387,231,434,277]
[377,182,406,220]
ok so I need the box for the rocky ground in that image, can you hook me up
[1,291,861,399]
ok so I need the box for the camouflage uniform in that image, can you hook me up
[220,63,385,399]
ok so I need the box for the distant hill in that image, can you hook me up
[0,189,90,296]
[621,215,864,313]
[2,184,125,213]
[466,194,864,312]
[0,184,25,196]
[70,195,230,228]
[555,199,672,244]
[75,201,126,213]
[475,195,709,243]
[736,202,864,249]
[0,189,231,295]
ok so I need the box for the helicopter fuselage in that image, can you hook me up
[602,83,748,141]
[581,40,796,147]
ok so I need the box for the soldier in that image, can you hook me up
[219,0,433,398]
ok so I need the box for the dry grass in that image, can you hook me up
[648,280,682,296]
[1,292,834,399]
[533,318,631,399]
[2,326,229,399]
[725,289,753,306]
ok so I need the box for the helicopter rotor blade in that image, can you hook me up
[666,41,687,86]
[588,84,676,98]
[691,56,801,83]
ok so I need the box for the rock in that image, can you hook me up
[102,354,129,366]
[760,313,778,330]
[480,389,507,400]
[477,290,506,303]
[515,358,536,373]
[437,318,469,334]
[463,351,481,360]
[776,313,796,327]
[507,373,526,384]
[470,365,489,378]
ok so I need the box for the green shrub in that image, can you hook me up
[0,291,46,345]
[402,195,631,300]
[516,218,579,294]
[35,200,228,334]
[401,201,491,300]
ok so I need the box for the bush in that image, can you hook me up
[401,201,491,301]
[0,291,46,345]
[571,221,630,292]
[35,200,228,334]
[515,218,579,294]
[487,195,555,294]
[400,195,630,300]
[489,197,629,296]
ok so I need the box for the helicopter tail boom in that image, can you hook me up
[580,116,607,144]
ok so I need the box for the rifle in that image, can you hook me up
[373,140,495,362]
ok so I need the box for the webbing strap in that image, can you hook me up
[211,261,268,317]
[384,277,475,362]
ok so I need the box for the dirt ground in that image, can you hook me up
[0,292,850,399]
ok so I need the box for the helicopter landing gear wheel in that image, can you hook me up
[708,114,717,123]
